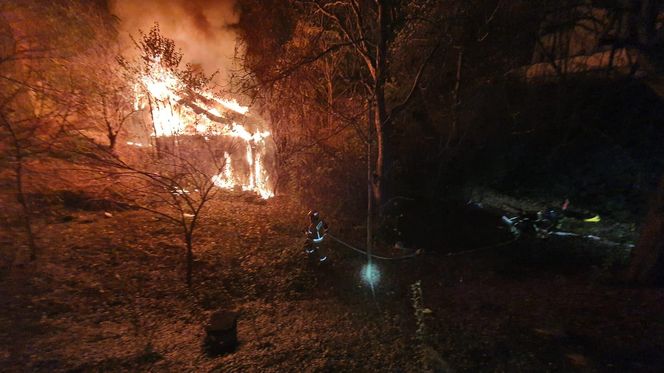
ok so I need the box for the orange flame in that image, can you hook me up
[134,57,274,198]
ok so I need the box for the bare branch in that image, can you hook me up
[386,39,442,124]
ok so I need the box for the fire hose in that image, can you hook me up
[326,232,514,259]
[323,228,633,262]
[442,230,633,258]
[326,233,421,261]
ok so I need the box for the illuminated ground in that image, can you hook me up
[1,194,664,371]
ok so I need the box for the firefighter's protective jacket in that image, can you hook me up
[307,220,328,244]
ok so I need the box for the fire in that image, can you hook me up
[211,152,235,189]
[133,56,274,199]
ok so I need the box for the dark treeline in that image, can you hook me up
[232,0,664,282]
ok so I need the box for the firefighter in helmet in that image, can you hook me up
[304,210,329,262]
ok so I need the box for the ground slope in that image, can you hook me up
[1,194,663,372]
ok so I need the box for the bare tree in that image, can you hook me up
[74,25,232,287]
[0,68,83,260]
[79,49,138,151]
[236,0,444,209]
[80,136,228,287]
[0,0,121,262]
[0,108,39,261]
[293,1,444,207]
[0,27,74,261]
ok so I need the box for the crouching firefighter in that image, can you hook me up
[303,210,329,262]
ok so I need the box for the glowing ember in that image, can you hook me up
[133,57,274,199]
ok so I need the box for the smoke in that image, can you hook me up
[109,0,240,83]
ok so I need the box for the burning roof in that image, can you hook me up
[131,56,274,199]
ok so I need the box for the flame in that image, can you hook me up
[211,152,235,189]
[201,92,249,115]
[134,57,274,198]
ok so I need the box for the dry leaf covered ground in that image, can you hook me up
[1,193,664,372]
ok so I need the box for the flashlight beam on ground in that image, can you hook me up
[361,263,381,286]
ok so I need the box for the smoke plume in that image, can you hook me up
[109,0,239,82]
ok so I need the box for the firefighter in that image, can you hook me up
[303,210,329,262]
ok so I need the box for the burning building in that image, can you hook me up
[128,54,274,199]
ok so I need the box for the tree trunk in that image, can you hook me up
[447,47,463,148]
[185,233,193,287]
[102,96,118,151]
[146,93,162,158]
[3,119,38,261]
[108,131,117,151]
[627,175,664,285]
[15,158,37,261]
[372,0,389,209]
[373,103,387,205]
[367,106,373,261]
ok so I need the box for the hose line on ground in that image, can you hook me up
[327,233,420,260]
